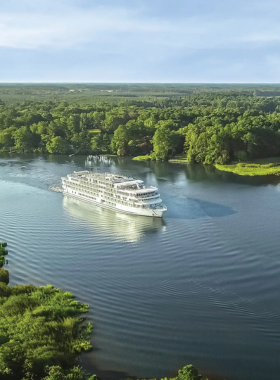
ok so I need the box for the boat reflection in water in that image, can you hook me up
[63,196,166,243]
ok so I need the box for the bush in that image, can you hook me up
[236,150,248,161]
[0,247,8,256]
[0,285,92,379]
[132,154,153,161]
[176,365,203,380]
[0,267,9,284]
[0,255,5,267]
[0,243,8,268]
[43,365,99,380]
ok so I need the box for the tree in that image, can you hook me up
[43,366,98,380]
[152,123,173,160]
[0,284,92,380]
[71,130,91,154]
[110,125,129,156]
[0,127,16,150]
[0,268,9,284]
[176,365,203,380]
[91,133,111,153]
[13,126,34,152]
[46,137,69,154]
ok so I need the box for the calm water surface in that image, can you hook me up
[0,154,280,380]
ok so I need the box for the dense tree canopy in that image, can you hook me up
[1,88,280,163]
[0,283,93,380]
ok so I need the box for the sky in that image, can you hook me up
[0,0,280,83]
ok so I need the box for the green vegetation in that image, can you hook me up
[132,154,153,161]
[0,241,208,380]
[0,242,9,283]
[215,157,280,176]
[0,241,95,380]
[0,268,9,284]
[0,283,94,379]
[88,129,101,134]
[168,155,188,164]
[1,85,280,167]
[129,365,206,380]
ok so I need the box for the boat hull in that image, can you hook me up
[62,191,166,217]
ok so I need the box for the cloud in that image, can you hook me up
[0,1,280,52]
[1,0,280,82]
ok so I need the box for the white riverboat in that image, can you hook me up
[61,171,167,217]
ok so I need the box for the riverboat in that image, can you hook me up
[61,171,167,217]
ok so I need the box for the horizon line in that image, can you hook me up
[0,82,280,85]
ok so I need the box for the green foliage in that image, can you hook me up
[46,137,69,154]
[42,365,98,380]
[0,242,8,274]
[0,284,92,380]
[183,111,280,164]
[176,365,203,380]
[0,268,9,284]
[215,157,280,176]
[71,130,92,154]
[88,129,101,134]
[1,86,280,163]
[129,364,206,380]
[110,119,153,156]
[132,154,153,161]
[13,126,34,152]
[152,122,173,160]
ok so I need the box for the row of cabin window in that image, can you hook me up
[70,191,148,209]
[72,181,154,198]
[69,185,156,202]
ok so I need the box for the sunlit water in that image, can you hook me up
[0,154,280,380]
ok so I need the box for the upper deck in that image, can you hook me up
[63,171,158,196]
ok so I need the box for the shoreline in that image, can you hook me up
[215,157,280,176]
[2,151,280,178]
[167,156,280,177]
[80,357,232,380]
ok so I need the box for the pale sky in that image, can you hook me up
[0,0,280,83]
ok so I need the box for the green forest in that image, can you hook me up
[1,85,280,165]
[0,240,206,380]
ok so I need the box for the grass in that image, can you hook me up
[133,154,189,162]
[88,129,101,134]
[215,157,280,176]
[132,154,153,161]
[168,154,188,164]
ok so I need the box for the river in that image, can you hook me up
[0,153,280,380]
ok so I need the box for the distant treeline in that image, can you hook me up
[1,89,280,164]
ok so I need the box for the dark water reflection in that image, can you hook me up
[0,153,280,380]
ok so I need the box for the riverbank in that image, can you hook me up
[168,155,188,164]
[133,154,188,163]
[132,154,153,161]
[215,157,280,176]
[166,155,280,177]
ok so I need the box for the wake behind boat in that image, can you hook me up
[61,171,167,217]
